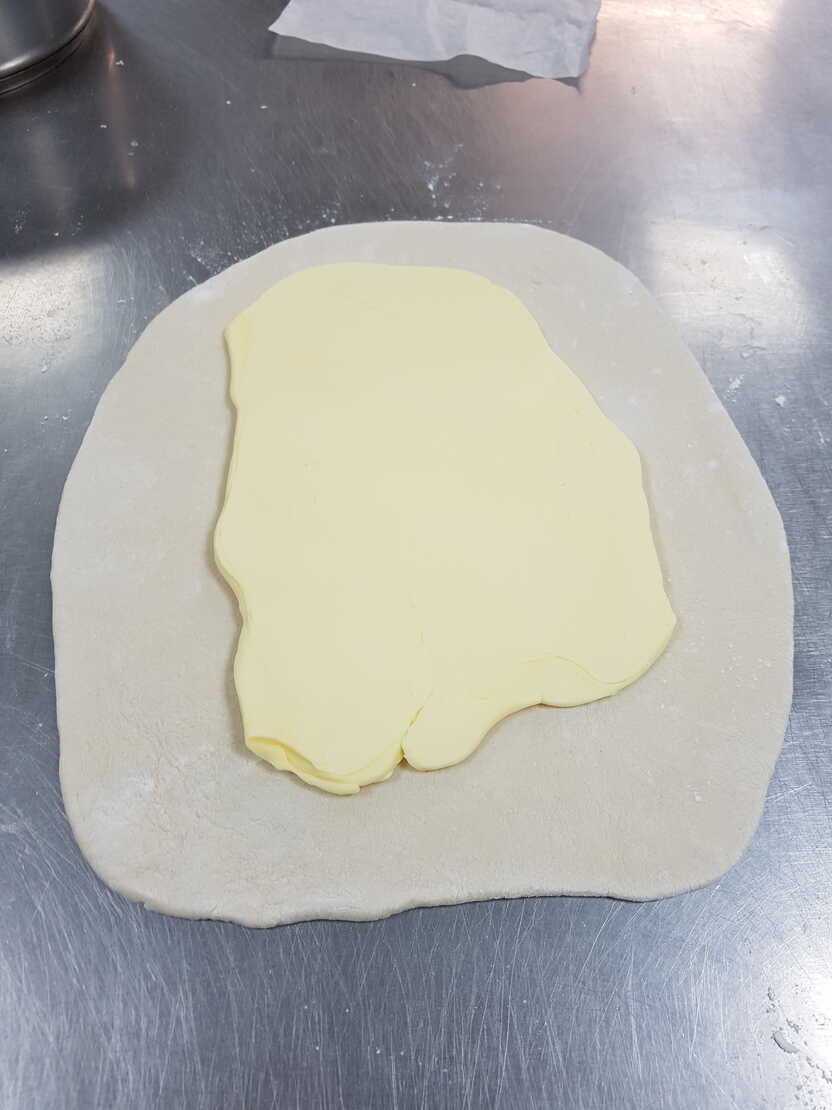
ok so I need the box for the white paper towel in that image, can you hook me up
[269,0,601,81]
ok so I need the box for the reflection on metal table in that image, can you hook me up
[1,1,830,1107]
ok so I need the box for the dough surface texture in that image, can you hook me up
[215,263,676,793]
[52,223,792,926]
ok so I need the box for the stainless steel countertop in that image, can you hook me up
[1,1,831,1106]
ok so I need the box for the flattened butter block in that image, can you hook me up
[214,264,675,794]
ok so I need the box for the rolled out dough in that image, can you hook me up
[216,264,676,794]
[52,223,792,926]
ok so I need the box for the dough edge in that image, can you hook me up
[52,222,793,927]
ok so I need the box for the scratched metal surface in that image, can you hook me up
[1,1,830,1107]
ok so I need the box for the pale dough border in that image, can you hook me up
[52,223,793,926]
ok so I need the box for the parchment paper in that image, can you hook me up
[52,222,793,927]
[269,0,601,80]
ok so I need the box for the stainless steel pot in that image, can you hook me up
[0,0,95,90]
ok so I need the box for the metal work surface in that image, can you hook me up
[1,1,830,1106]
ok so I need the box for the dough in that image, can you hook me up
[52,223,792,926]
[215,264,675,793]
